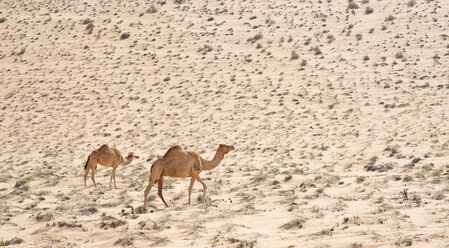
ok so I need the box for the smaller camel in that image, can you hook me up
[84,144,134,188]
[144,144,234,208]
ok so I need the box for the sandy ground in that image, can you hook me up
[1,0,449,247]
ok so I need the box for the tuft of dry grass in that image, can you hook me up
[0,237,23,246]
[114,236,133,246]
[58,221,82,228]
[280,219,304,230]
[247,33,263,43]
[100,219,127,230]
[36,212,53,222]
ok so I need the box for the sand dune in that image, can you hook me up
[1,0,449,247]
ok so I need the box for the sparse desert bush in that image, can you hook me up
[403,175,413,182]
[365,7,374,14]
[385,15,396,22]
[114,236,133,246]
[363,55,370,61]
[369,28,374,33]
[395,51,404,59]
[395,237,412,246]
[147,4,158,13]
[365,162,392,172]
[120,32,130,40]
[300,59,307,67]
[198,44,212,54]
[280,219,304,230]
[381,25,387,31]
[82,18,92,25]
[86,23,94,34]
[356,33,363,40]
[58,221,82,228]
[247,33,262,43]
[356,176,365,183]
[348,2,359,9]
[407,0,416,7]
[291,50,299,60]
[422,163,434,172]
[433,192,444,200]
[0,237,23,246]
[36,212,53,222]
[351,243,363,248]
[310,46,322,55]
[304,38,311,45]
[100,219,127,230]
[327,34,335,43]
[13,47,26,56]
[79,206,98,214]
[0,17,6,23]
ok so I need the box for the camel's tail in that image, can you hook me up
[150,159,157,174]
[84,155,91,170]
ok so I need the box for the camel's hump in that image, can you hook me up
[162,145,183,159]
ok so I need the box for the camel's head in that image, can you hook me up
[127,152,135,159]
[219,144,234,155]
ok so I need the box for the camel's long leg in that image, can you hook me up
[91,166,97,188]
[144,181,155,208]
[90,155,98,188]
[110,166,118,189]
[109,167,114,188]
[84,164,91,186]
[195,175,208,203]
[188,176,196,204]
[144,163,163,208]
[113,166,118,189]
[158,177,169,207]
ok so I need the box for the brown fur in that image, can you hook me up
[144,144,234,208]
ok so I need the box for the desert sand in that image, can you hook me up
[1,0,449,247]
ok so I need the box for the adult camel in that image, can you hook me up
[144,144,234,208]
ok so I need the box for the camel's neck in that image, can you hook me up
[202,149,225,171]
[122,156,133,165]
